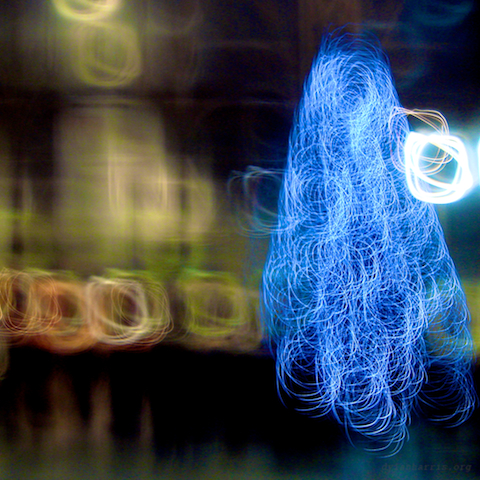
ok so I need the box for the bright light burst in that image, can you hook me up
[261,34,476,454]
[405,132,473,204]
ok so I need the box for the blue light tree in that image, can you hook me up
[261,34,476,454]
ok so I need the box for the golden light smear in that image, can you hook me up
[0,270,59,343]
[32,278,97,354]
[131,161,216,242]
[74,21,141,87]
[103,104,215,242]
[128,162,183,241]
[107,129,215,241]
[52,0,121,22]
[86,276,172,349]
[104,106,185,242]
[388,107,450,172]
[403,108,450,134]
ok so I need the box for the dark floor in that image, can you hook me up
[0,345,478,480]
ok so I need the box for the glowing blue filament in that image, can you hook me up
[261,34,476,454]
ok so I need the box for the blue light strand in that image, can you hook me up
[261,34,476,454]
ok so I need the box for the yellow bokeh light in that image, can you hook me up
[52,0,121,22]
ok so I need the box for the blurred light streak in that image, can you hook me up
[104,105,177,240]
[228,167,283,237]
[176,270,251,338]
[0,267,262,355]
[261,33,475,454]
[106,107,216,242]
[176,269,262,353]
[55,108,124,272]
[405,132,473,203]
[401,108,450,135]
[86,274,172,348]
[180,162,216,240]
[56,103,179,270]
[0,270,58,342]
[388,109,450,170]
[52,0,121,22]
[390,108,474,204]
[74,21,141,87]
[32,276,97,353]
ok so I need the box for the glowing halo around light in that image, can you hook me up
[405,132,473,204]
[52,0,121,21]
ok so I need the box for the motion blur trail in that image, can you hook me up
[261,34,476,454]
